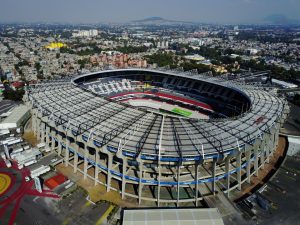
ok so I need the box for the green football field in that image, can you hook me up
[171,108,192,117]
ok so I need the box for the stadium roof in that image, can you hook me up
[27,68,289,159]
[121,208,225,225]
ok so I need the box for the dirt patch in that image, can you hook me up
[22,131,38,146]
[22,118,38,146]
[56,163,140,208]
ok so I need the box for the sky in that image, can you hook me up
[0,0,299,24]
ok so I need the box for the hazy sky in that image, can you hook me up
[0,0,299,24]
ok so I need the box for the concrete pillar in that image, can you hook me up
[225,157,231,197]
[36,119,40,137]
[121,158,127,199]
[246,150,251,184]
[266,138,271,164]
[94,151,100,186]
[138,160,143,205]
[32,113,37,136]
[84,145,89,180]
[212,159,217,194]
[50,131,55,151]
[157,164,161,207]
[236,151,242,191]
[58,139,62,156]
[35,116,39,134]
[274,129,279,150]
[269,131,276,156]
[64,138,70,167]
[254,147,259,177]
[177,164,181,206]
[106,153,113,192]
[73,151,79,173]
[41,122,45,143]
[195,163,199,206]
[37,119,41,140]
[261,141,265,169]
[45,126,50,146]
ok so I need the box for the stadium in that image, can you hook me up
[24,68,289,206]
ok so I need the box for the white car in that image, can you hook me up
[50,158,58,163]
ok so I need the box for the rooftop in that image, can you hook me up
[121,208,225,225]
[0,105,29,125]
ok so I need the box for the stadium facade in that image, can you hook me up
[24,68,289,206]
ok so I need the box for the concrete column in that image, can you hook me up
[266,138,271,164]
[73,150,79,173]
[138,160,143,205]
[195,164,199,206]
[36,119,41,140]
[50,131,55,151]
[106,153,113,192]
[35,116,39,136]
[121,158,127,199]
[58,139,62,156]
[254,147,259,177]
[225,157,231,197]
[84,145,89,180]
[157,164,161,207]
[64,138,70,167]
[269,131,276,156]
[32,113,37,136]
[236,151,242,191]
[212,159,217,194]
[246,150,251,184]
[274,129,279,150]
[177,164,181,206]
[73,152,79,173]
[41,122,45,143]
[261,140,265,169]
[45,126,50,146]
[94,151,100,186]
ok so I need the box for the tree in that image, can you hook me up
[115,46,148,54]
[37,73,44,80]
[145,53,176,67]
[78,58,89,69]
[60,47,75,54]
[35,62,41,71]
[180,61,211,73]
[224,48,234,55]
[3,88,25,101]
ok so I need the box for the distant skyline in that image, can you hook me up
[0,0,300,24]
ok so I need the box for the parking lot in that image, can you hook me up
[238,156,300,225]
[257,156,300,225]
[28,152,63,171]
[9,187,113,225]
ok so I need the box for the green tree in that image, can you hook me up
[3,88,25,101]
[35,62,41,71]
[145,53,177,67]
